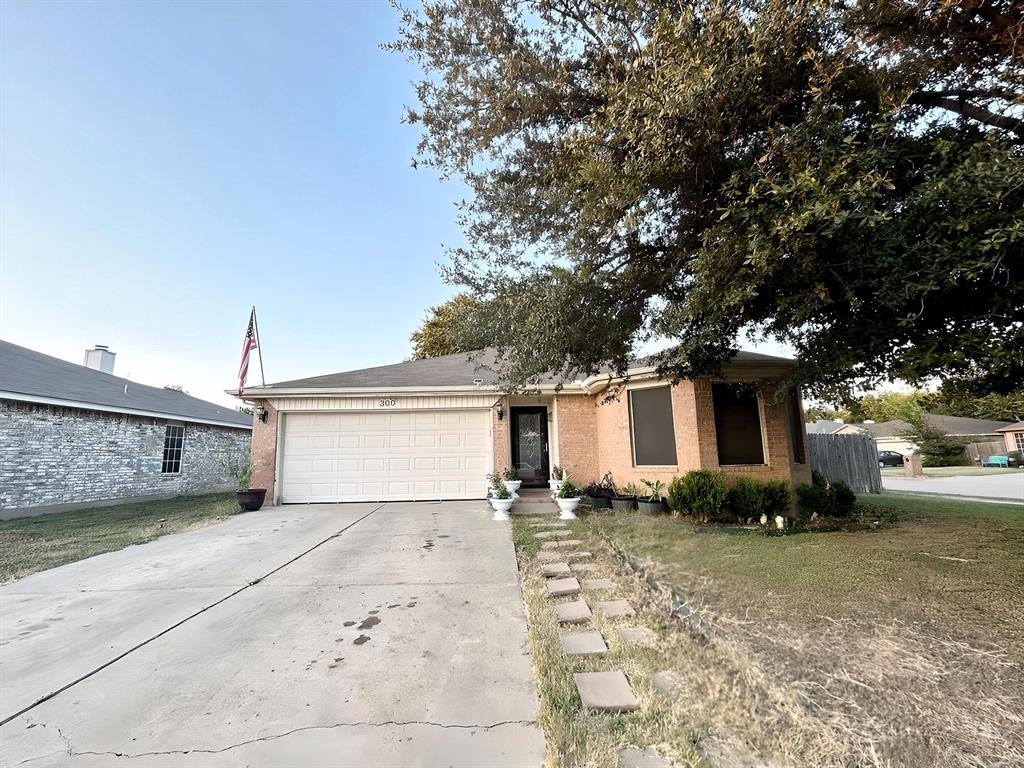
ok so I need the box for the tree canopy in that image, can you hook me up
[804,386,1024,422]
[409,293,481,359]
[391,0,1023,397]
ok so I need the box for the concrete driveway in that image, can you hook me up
[882,472,1024,503]
[0,502,544,767]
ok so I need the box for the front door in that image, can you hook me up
[510,407,550,488]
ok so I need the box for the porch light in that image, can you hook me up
[496,402,504,421]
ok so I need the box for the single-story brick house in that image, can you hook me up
[0,340,252,516]
[237,350,811,505]
[997,421,1024,454]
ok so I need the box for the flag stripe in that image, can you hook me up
[238,310,257,396]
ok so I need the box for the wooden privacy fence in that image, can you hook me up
[807,432,883,494]
[964,440,1006,464]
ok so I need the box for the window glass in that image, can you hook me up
[786,387,806,464]
[629,387,677,466]
[712,383,765,465]
[162,425,185,474]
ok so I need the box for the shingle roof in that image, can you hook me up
[857,414,1013,438]
[0,340,252,429]
[805,420,845,434]
[261,348,796,390]
[996,420,1024,432]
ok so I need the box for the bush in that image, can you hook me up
[729,477,766,520]
[582,472,616,499]
[667,470,728,522]
[763,479,792,518]
[796,472,856,518]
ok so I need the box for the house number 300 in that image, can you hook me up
[378,398,397,407]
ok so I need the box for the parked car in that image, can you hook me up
[878,450,905,467]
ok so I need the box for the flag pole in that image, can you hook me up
[252,306,266,386]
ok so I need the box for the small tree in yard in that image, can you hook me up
[409,293,482,359]
[898,412,971,467]
[390,0,1024,400]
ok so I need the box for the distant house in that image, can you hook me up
[0,340,251,516]
[805,419,845,435]
[997,421,1024,454]
[833,414,1013,456]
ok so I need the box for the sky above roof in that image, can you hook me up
[0,1,793,408]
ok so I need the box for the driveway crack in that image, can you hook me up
[68,720,537,759]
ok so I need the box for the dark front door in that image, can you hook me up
[510,407,550,487]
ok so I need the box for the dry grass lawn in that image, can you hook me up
[587,494,1024,767]
[0,493,240,583]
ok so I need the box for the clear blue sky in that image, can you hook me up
[1,1,467,406]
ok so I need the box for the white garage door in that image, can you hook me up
[280,410,491,503]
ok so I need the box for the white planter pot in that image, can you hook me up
[491,498,513,521]
[549,479,564,492]
[503,480,522,494]
[556,497,580,520]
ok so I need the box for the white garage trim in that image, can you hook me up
[267,394,500,412]
[279,409,492,503]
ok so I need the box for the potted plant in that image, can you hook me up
[549,466,566,492]
[637,479,668,513]
[555,477,581,520]
[611,481,638,512]
[486,471,503,497]
[582,472,615,509]
[502,466,522,496]
[219,455,265,511]
[490,483,514,521]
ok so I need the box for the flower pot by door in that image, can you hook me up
[587,496,612,509]
[236,488,267,512]
[556,497,580,520]
[610,496,637,512]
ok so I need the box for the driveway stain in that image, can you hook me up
[358,615,381,630]
[353,635,370,645]
[343,621,356,627]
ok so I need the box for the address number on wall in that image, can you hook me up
[378,398,397,408]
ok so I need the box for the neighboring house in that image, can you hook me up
[237,349,811,505]
[805,420,845,435]
[0,340,252,515]
[834,414,1014,456]
[997,421,1024,454]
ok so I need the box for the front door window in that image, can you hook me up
[511,408,549,487]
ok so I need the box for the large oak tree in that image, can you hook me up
[390,0,1023,397]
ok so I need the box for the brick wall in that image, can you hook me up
[250,399,279,500]
[0,399,250,512]
[491,396,511,477]
[553,394,598,485]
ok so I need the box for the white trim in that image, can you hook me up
[233,384,590,398]
[0,391,252,430]
[273,412,286,506]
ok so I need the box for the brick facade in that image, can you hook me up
[0,399,251,513]
[250,400,279,501]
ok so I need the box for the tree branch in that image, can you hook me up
[911,92,1024,137]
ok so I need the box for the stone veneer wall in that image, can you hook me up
[0,399,250,512]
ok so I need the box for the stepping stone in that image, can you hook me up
[559,630,608,656]
[566,551,592,560]
[650,670,682,697]
[554,600,593,624]
[598,599,636,619]
[535,551,562,563]
[541,562,572,579]
[546,577,581,597]
[535,530,572,539]
[581,578,616,591]
[539,539,583,549]
[618,747,670,768]
[574,670,641,713]
[570,562,601,574]
[617,627,658,648]
[529,521,567,528]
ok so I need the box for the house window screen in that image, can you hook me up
[162,425,185,474]
[786,387,806,464]
[712,383,765,465]
[1016,433,1024,452]
[629,387,677,466]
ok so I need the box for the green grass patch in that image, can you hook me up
[0,493,240,583]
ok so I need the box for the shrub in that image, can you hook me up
[582,472,616,498]
[729,477,766,520]
[796,473,856,517]
[556,479,581,499]
[763,479,792,518]
[668,470,728,522]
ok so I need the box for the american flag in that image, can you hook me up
[238,309,257,395]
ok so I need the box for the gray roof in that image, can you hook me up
[0,340,252,429]
[997,420,1024,432]
[805,420,845,434]
[262,348,796,390]
[857,414,1013,438]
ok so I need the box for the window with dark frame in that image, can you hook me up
[161,425,185,474]
[786,387,806,464]
[712,383,765,465]
[629,386,677,466]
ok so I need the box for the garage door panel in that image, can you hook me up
[281,409,490,503]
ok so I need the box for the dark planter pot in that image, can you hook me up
[236,488,267,511]
[610,495,637,512]
[586,495,612,509]
[637,499,667,514]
